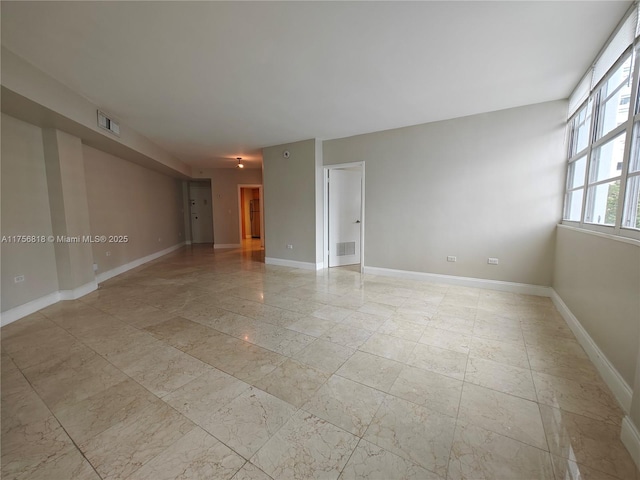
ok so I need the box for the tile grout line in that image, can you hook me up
[5,356,106,480]
[4,247,628,480]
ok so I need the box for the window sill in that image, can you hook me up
[558,223,640,247]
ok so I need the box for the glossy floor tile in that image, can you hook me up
[303,375,385,436]
[1,243,637,479]
[448,422,554,480]
[364,395,456,476]
[251,410,359,480]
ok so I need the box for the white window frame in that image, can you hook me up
[562,44,640,241]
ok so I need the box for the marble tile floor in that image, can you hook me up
[1,244,637,479]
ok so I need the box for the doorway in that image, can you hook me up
[189,180,214,244]
[324,163,364,270]
[238,184,264,248]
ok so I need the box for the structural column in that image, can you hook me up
[42,129,96,294]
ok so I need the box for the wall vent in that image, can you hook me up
[336,242,356,256]
[97,110,120,137]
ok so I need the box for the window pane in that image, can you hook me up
[567,156,586,189]
[629,123,640,174]
[623,175,640,230]
[564,189,584,221]
[589,132,626,183]
[596,55,632,139]
[585,180,621,225]
[569,100,592,156]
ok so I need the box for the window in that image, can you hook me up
[594,56,632,140]
[568,101,592,157]
[563,44,640,239]
[584,132,625,225]
[564,155,586,221]
[623,125,640,229]
[563,100,592,223]
[623,176,640,228]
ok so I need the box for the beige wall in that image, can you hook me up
[1,114,59,311]
[631,340,640,429]
[263,139,319,264]
[193,168,262,246]
[323,101,567,285]
[83,145,184,274]
[553,225,640,387]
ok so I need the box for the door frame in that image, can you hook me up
[323,162,365,272]
[237,184,264,248]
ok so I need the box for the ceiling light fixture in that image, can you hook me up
[236,157,244,169]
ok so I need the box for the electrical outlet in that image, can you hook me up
[286,244,293,249]
[488,257,499,265]
[447,256,457,262]
[158,237,162,242]
[93,263,98,272]
[14,275,24,283]
[106,251,111,257]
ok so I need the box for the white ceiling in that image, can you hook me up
[1,1,632,169]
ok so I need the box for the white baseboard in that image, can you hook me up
[214,243,241,249]
[265,257,322,270]
[59,280,98,301]
[551,289,632,413]
[1,292,61,327]
[97,242,185,283]
[363,266,552,297]
[1,279,98,327]
[622,416,640,470]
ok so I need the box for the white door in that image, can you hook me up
[328,168,362,267]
